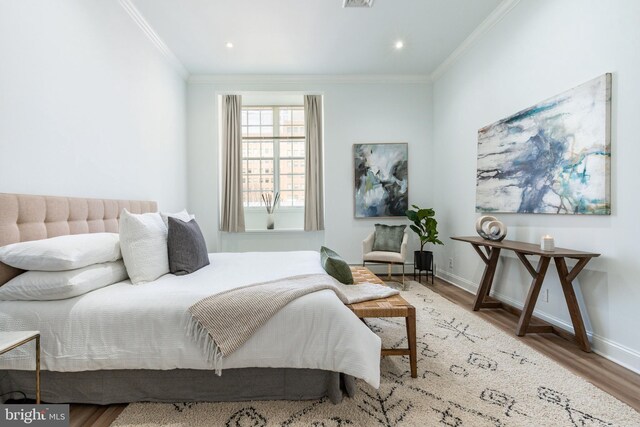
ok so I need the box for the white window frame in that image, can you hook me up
[241,105,305,211]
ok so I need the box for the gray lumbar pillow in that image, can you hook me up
[320,246,354,284]
[167,217,210,276]
[372,224,406,253]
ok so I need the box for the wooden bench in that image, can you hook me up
[347,266,417,378]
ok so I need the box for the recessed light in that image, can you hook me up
[394,40,404,50]
[225,42,234,49]
[343,0,373,7]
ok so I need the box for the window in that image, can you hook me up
[241,106,305,208]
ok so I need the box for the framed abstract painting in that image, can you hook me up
[354,143,408,218]
[476,73,611,215]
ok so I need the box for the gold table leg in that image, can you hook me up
[36,335,40,404]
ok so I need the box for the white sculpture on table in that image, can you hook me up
[475,216,507,241]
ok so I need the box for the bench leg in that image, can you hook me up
[406,308,417,378]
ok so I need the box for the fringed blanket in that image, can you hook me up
[186,273,398,370]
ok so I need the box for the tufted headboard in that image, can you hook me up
[0,193,157,286]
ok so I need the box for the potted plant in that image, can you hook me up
[405,205,443,273]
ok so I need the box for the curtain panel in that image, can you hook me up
[304,95,325,231]
[221,95,245,232]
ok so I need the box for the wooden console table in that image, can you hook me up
[451,236,599,352]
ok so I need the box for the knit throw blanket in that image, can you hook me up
[186,273,398,371]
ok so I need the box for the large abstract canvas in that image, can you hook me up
[476,74,611,215]
[354,143,408,218]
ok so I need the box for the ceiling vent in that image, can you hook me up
[343,0,374,7]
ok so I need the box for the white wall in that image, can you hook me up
[0,0,187,211]
[187,78,432,265]
[432,0,640,371]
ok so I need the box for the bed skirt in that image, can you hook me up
[0,368,356,405]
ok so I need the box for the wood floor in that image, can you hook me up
[68,275,640,426]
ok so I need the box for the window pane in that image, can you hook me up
[242,142,248,158]
[293,159,305,173]
[280,191,293,207]
[292,109,304,125]
[280,109,291,125]
[292,126,305,137]
[248,126,260,137]
[292,190,304,206]
[260,126,273,137]
[261,110,273,125]
[261,141,274,157]
[292,140,305,157]
[246,192,262,207]
[280,159,292,174]
[247,160,260,174]
[247,143,260,157]
[247,175,261,191]
[261,159,273,174]
[281,175,293,190]
[241,110,247,125]
[292,174,305,190]
[241,126,248,137]
[280,141,292,157]
[262,177,274,191]
[242,159,248,174]
[248,110,260,125]
[279,126,292,137]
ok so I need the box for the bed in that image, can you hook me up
[0,193,381,404]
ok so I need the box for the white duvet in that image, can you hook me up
[0,251,381,388]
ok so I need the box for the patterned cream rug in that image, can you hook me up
[112,281,639,427]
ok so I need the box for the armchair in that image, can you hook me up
[362,231,408,287]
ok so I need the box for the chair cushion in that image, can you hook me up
[363,251,405,263]
[372,224,406,253]
[320,246,354,284]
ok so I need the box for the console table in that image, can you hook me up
[451,236,599,352]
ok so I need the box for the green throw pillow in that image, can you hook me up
[372,224,406,253]
[320,246,354,284]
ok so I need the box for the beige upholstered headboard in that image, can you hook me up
[0,193,157,286]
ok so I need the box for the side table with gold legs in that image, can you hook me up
[0,331,41,403]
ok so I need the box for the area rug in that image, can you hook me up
[112,281,639,427]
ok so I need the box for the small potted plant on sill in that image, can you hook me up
[405,205,443,274]
[261,192,280,230]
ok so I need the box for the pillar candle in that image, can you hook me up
[541,235,555,251]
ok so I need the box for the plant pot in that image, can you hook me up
[266,213,274,230]
[414,250,433,271]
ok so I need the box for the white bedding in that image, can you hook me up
[0,251,381,388]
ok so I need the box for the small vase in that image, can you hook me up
[266,213,274,230]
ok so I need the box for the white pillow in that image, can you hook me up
[119,209,169,284]
[0,260,128,301]
[160,209,194,228]
[0,233,121,271]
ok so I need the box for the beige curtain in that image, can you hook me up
[304,95,325,231]
[221,95,245,232]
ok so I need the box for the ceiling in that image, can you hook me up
[131,0,502,75]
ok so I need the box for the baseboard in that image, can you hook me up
[437,270,640,375]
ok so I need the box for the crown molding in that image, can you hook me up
[188,74,431,85]
[119,0,189,79]
[430,0,521,81]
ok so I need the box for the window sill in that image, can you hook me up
[244,207,304,212]
[242,228,309,234]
